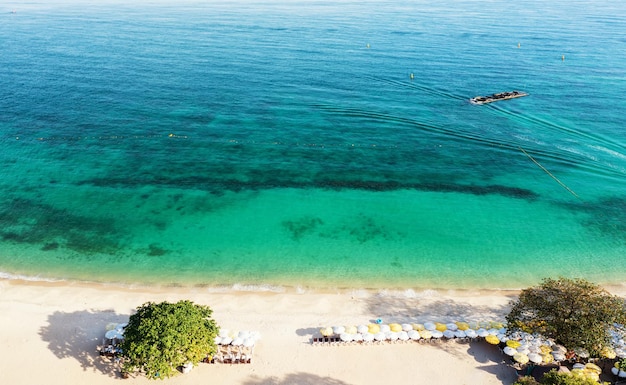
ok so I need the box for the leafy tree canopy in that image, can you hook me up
[506,277,626,357]
[120,300,219,379]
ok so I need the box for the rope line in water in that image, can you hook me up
[519,146,579,199]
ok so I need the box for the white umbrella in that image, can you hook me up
[464,329,478,339]
[424,322,436,331]
[388,332,399,341]
[408,330,421,340]
[105,330,123,340]
[231,338,244,346]
[431,330,443,339]
[380,324,391,333]
[340,333,352,342]
[454,330,466,339]
[446,323,458,331]
[402,323,413,332]
[333,326,345,335]
[477,328,489,338]
[503,346,517,356]
[238,331,250,339]
[487,328,499,335]
[551,352,566,361]
[443,330,455,339]
[362,333,375,343]
[353,333,364,342]
[214,336,222,344]
[374,332,386,342]
[219,329,230,338]
[357,325,369,334]
[243,338,255,348]
[398,331,410,341]
[221,337,233,345]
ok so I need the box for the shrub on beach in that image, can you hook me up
[120,300,219,379]
[506,277,626,357]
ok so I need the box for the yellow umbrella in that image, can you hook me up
[412,323,425,331]
[490,322,504,329]
[541,353,554,364]
[506,340,521,349]
[513,353,529,364]
[345,325,357,334]
[585,363,601,375]
[601,346,617,359]
[455,322,470,331]
[540,345,552,354]
[368,324,380,334]
[485,335,500,345]
[320,327,334,337]
[435,323,447,332]
[389,323,402,332]
[419,330,432,339]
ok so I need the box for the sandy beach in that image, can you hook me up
[2,280,623,385]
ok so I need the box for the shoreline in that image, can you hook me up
[1,278,624,385]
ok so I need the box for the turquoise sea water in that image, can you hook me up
[1,0,626,290]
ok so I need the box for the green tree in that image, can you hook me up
[120,300,219,379]
[506,277,626,357]
[541,370,605,385]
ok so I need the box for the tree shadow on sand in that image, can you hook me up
[364,293,516,323]
[242,372,353,385]
[39,309,129,379]
[465,340,518,384]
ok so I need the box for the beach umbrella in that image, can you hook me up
[454,330,466,339]
[491,322,504,329]
[541,353,554,364]
[497,334,507,343]
[424,322,436,331]
[352,333,363,342]
[528,345,541,354]
[345,325,357,334]
[231,338,244,346]
[446,323,458,331]
[443,330,455,339]
[585,363,601,375]
[362,333,375,343]
[485,335,499,345]
[387,332,399,342]
[243,338,255,348]
[477,328,489,338]
[468,322,480,330]
[214,336,222,344]
[389,323,402,332]
[464,329,478,339]
[517,346,530,355]
[340,333,352,342]
[408,330,421,340]
[574,347,589,358]
[601,346,616,359]
[503,346,517,356]
[333,326,345,335]
[357,325,369,334]
[219,329,230,338]
[551,352,566,362]
[552,344,567,353]
[419,330,433,339]
[435,323,447,332]
[456,322,470,331]
[398,331,410,341]
[320,327,334,337]
[374,332,386,342]
[506,340,521,349]
[487,328,499,336]
[105,329,123,340]
[513,353,529,364]
[237,331,250,340]
[412,323,425,331]
[528,353,543,364]
[431,330,444,339]
[221,337,233,345]
[368,324,380,334]
[401,323,413,332]
[380,324,391,333]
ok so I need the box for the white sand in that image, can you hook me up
[4,279,614,385]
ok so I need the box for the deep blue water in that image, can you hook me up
[1,0,626,289]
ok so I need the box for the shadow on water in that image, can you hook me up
[39,309,128,379]
[242,372,353,385]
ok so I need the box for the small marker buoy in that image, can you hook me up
[168,133,174,137]
[517,42,520,48]
[561,55,565,61]
[366,43,370,49]
[410,73,414,80]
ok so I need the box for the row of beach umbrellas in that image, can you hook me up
[215,330,260,348]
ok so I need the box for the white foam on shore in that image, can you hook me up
[0,271,63,283]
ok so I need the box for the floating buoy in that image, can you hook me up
[409,73,414,79]
[562,55,565,61]
[168,133,174,137]
[517,42,520,48]
[366,43,370,49]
